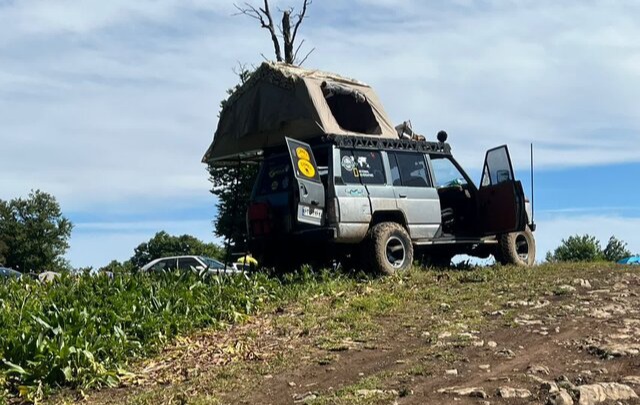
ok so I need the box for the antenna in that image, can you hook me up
[530,143,535,224]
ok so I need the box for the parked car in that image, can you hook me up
[140,256,241,275]
[0,266,22,279]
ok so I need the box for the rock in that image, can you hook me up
[472,340,485,347]
[445,369,458,376]
[479,364,491,370]
[577,382,638,405]
[293,391,318,403]
[288,381,297,387]
[557,285,576,294]
[541,381,560,394]
[439,331,452,339]
[557,376,577,391]
[437,386,488,398]
[573,279,592,289]
[496,348,516,359]
[622,376,640,385]
[590,342,640,358]
[548,388,574,405]
[497,387,532,398]
[487,341,498,348]
[440,303,451,310]
[528,364,551,375]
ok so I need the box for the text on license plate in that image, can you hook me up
[302,206,323,219]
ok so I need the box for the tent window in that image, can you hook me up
[322,82,381,135]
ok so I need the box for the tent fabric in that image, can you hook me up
[203,62,398,164]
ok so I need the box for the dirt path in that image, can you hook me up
[57,265,640,405]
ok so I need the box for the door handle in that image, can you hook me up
[399,194,407,198]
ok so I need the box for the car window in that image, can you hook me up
[150,258,177,272]
[340,149,385,185]
[200,256,225,269]
[430,156,468,188]
[390,152,430,187]
[178,257,201,271]
[257,155,292,195]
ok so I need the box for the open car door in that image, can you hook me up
[285,137,326,226]
[477,145,527,235]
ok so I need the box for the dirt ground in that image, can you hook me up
[54,264,640,405]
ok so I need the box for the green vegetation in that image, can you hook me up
[546,234,632,263]
[0,268,358,402]
[0,190,73,273]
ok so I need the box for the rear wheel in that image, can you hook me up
[368,222,414,275]
[496,226,536,266]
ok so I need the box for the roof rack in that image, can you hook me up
[326,134,451,155]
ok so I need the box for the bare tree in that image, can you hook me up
[234,0,314,65]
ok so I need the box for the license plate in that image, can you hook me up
[302,206,323,219]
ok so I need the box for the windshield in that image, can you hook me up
[430,156,469,188]
[199,256,224,269]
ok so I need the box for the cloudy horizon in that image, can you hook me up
[1,0,639,268]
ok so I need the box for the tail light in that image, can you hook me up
[247,202,271,236]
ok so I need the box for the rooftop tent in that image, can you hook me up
[203,62,398,165]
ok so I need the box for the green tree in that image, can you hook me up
[0,239,7,265]
[603,236,631,262]
[0,190,73,272]
[130,231,225,268]
[208,67,259,251]
[545,234,603,263]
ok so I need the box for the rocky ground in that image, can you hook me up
[52,263,640,405]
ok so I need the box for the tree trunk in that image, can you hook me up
[283,10,294,64]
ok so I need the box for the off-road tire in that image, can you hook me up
[368,222,413,275]
[496,226,536,266]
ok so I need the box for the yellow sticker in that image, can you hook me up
[296,147,310,161]
[298,159,316,178]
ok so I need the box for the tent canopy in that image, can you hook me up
[203,62,398,164]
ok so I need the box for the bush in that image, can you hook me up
[603,236,632,263]
[0,269,351,401]
[546,234,603,262]
[546,234,633,263]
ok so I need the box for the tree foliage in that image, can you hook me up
[0,190,73,272]
[546,234,632,263]
[603,236,632,262]
[129,231,225,268]
[208,67,259,251]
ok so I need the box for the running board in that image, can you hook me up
[413,237,498,246]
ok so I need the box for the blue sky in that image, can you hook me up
[1,0,639,268]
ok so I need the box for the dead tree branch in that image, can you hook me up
[234,1,283,62]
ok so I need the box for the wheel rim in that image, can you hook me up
[385,236,406,268]
[515,234,529,261]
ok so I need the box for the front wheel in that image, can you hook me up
[496,226,536,266]
[368,222,414,275]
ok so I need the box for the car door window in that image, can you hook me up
[178,257,201,271]
[430,156,468,188]
[340,149,385,185]
[151,258,177,272]
[391,152,430,187]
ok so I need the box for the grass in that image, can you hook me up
[3,262,630,404]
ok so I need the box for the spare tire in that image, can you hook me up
[496,226,536,266]
[368,222,413,275]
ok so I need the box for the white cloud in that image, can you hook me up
[1,0,639,266]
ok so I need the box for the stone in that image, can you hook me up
[479,364,491,370]
[548,388,574,405]
[528,364,551,375]
[541,381,560,394]
[496,387,532,398]
[577,382,638,405]
[496,348,516,359]
[356,389,398,398]
[487,341,498,348]
[573,278,592,289]
[437,386,488,398]
[293,392,318,403]
[622,376,640,385]
[445,369,458,376]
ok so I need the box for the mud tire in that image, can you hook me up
[496,226,536,266]
[368,222,414,275]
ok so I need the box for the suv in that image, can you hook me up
[247,134,535,274]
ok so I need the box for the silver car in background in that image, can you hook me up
[140,256,242,275]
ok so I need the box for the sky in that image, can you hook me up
[0,0,639,268]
